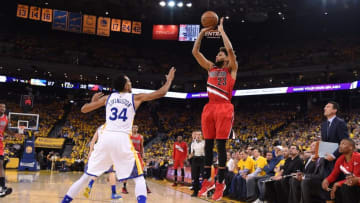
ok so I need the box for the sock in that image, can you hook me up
[111,185,116,194]
[134,176,147,199]
[61,195,73,203]
[217,168,226,183]
[137,195,147,203]
[203,167,211,180]
[88,179,94,188]
[66,174,92,199]
[174,169,178,183]
[0,177,5,188]
[181,168,185,183]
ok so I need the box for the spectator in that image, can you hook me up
[322,138,360,203]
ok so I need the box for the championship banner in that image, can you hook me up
[121,20,132,33]
[29,6,41,20]
[132,21,142,34]
[41,8,52,22]
[35,137,65,149]
[67,12,82,33]
[52,10,68,31]
[111,19,121,32]
[152,25,179,40]
[83,14,97,35]
[97,17,111,37]
[17,4,29,19]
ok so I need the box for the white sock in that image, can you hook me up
[133,176,147,198]
[66,174,92,198]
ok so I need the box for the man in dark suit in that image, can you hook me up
[321,101,349,161]
[321,101,349,202]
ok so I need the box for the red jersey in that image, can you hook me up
[207,66,235,103]
[173,141,188,161]
[0,115,8,141]
[326,152,360,186]
[130,133,143,153]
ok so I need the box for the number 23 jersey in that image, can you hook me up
[207,66,235,103]
[104,92,135,134]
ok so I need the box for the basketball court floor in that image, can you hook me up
[3,170,212,203]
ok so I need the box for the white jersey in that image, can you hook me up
[104,92,135,134]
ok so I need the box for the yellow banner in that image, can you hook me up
[82,14,97,35]
[111,19,121,32]
[35,137,65,149]
[41,8,52,22]
[132,21,142,34]
[97,17,111,37]
[29,6,41,20]
[121,20,132,33]
[17,4,29,19]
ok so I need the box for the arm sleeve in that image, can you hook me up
[326,157,342,184]
[333,121,349,158]
[248,167,262,178]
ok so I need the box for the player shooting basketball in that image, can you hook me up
[192,17,238,201]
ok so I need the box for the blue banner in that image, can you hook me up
[52,10,68,31]
[67,12,82,33]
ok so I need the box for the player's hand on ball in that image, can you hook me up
[166,67,176,82]
[200,27,214,34]
[91,92,104,102]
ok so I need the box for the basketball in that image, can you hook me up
[201,11,218,28]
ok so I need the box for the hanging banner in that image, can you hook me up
[111,19,121,32]
[52,10,68,31]
[17,4,29,19]
[82,14,97,35]
[29,6,41,20]
[41,8,52,22]
[97,17,111,37]
[132,21,142,34]
[67,12,82,33]
[152,25,179,40]
[121,20,132,33]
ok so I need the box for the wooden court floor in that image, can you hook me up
[2,170,211,203]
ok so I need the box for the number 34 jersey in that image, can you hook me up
[104,92,136,134]
[207,66,235,103]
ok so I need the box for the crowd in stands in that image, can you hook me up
[1,32,360,90]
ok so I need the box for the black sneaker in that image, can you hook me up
[0,187,12,198]
[191,191,198,197]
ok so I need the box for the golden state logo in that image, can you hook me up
[26,146,33,154]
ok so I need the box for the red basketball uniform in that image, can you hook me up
[0,115,9,156]
[173,141,187,169]
[130,133,144,167]
[202,66,235,140]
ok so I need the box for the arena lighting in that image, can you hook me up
[324,12,328,15]
[159,1,166,7]
[177,2,183,7]
[278,12,282,15]
[186,2,192,7]
[225,16,230,19]
[168,1,175,7]
[105,11,109,15]
[241,19,245,23]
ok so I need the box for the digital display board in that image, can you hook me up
[30,79,47,86]
[178,24,200,41]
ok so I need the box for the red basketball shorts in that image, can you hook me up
[173,159,184,169]
[201,103,234,140]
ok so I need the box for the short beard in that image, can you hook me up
[215,60,224,68]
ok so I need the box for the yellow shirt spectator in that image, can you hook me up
[275,159,285,176]
[253,156,268,177]
[237,155,255,174]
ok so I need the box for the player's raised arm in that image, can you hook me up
[81,92,108,113]
[133,67,176,110]
[218,17,238,78]
[192,27,214,71]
